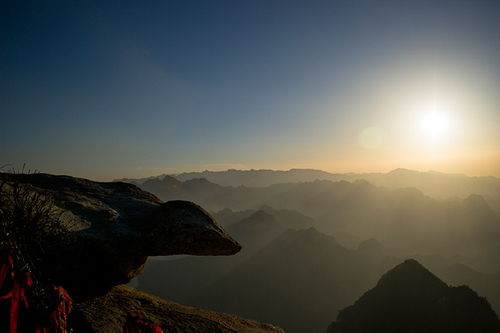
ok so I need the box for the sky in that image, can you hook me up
[1,0,499,180]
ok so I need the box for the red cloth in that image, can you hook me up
[124,312,164,333]
[0,249,26,333]
[0,248,73,333]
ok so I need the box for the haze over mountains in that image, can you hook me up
[119,168,500,333]
[140,226,400,333]
[116,168,500,208]
[130,170,500,270]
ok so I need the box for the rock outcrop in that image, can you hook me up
[326,259,500,333]
[1,173,241,297]
[1,172,283,332]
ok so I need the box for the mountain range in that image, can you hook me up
[121,168,500,332]
[116,168,500,209]
[129,174,500,273]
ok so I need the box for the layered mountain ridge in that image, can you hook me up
[116,168,500,208]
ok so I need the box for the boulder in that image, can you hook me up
[0,173,241,298]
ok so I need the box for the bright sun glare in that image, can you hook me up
[419,105,451,141]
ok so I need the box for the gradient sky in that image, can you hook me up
[1,0,499,180]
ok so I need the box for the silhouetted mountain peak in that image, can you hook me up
[225,209,286,252]
[141,175,183,196]
[249,210,274,222]
[461,193,498,228]
[388,168,417,176]
[184,177,218,186]
[328,259,500,333]
[463,193,489,209]
[142,177,161,186]
[277,227,344,252]
[285,226,322,239]
[142,175,181,187]
[228,210,281,235]
[377,259,447,291]
[182,178,222,193]
[357,238,383,254]
[160,175,182,185]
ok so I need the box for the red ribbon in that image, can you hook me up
[0,248,73,333]
[124,312,164,333]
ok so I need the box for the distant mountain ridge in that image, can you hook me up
[128,174,500,272]
[115,168,500,208]
[115,168,337,186]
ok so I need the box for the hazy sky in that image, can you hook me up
[2,0,499,180]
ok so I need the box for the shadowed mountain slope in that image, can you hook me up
[139,227,401,333]
[327,259,500,333]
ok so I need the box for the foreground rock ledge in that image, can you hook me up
[1,173,282,331]
[72,285,285,333]
[0,172,241,297]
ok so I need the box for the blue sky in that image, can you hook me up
[2,0,499,180]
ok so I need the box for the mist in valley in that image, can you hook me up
[127,169,500,333]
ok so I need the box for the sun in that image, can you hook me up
[419,106,450,141]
